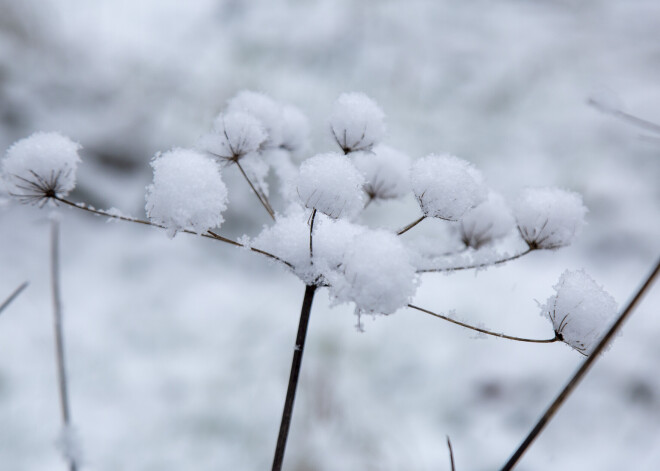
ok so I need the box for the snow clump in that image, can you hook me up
[145,149,228,237]
[411,154,487,220]
[196,111,266,162]
[352,145,411,201]
[280,104,310,154]
[460,193,515,249]
[2,132,81,204]
[329,92,386,154]
[540,270,618,355]
[296,152,365,219]
[514,187,587,249]
[227,91,284,148]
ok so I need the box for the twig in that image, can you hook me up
[50,219,77,471]
[309,209,317,261]
[500,258,660,471]
[408,304,558,344]
[417,248,533,274]
[272,284,318,471]
[235,160,276,220]
[447,436,456,471]
[397,215,426,236]
[588,99,660,134]
[0,281,29,316]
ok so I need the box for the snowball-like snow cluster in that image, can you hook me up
[296,153,365,219]
[196,111,266,162]
[352,145,411,201]
[411,154,487,220]
[329,92,385,154]
[145,149,228,237]
[2,132,81,204]
[541,270,618,355]
[514,187,587,250]
[460,193,515,249]
[227,91,285,148]
[281,104,310,154]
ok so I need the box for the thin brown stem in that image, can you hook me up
[417,248,533,274]
[0,281,29,316]
[408,304,558,344]
[272,284,318,471]
[309,209,317,261]
[235,160,276,220]
[397,215,426,236]
[500,258,660,471]
[447,436,456,471]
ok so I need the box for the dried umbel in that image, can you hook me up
[329,92,386,154]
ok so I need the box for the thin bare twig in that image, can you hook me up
[235,160,276,220]
[447,436,456,471]
[409,304,559,344]
[500,258,660,471]
[397,215,426,236]
[0,282,29,316]
[417,248,534,274]
[309,209,317,261]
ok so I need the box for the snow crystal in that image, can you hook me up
[296,152,365,219]
[227,91,283,148]
[145,148,228,237]
[196,111,266,162]
[352,145,411,201]
[541,270,618,355]
[329,92,385,154]
[411,154,487,220]
[514,187,587,250]
[327,230,417,315]
[459,193,515,249]
[2,132,81,204]
[280,104,310,154]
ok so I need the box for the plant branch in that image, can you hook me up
[0,281,29,316]
[409,304,558,344]
[588,99,660,134]
[272,284,318,471]
[500,257,660,471]
[235,160,276,220]
[50,219,77,471]
[447,436,456,471]
[397,215,426,235]
[309,209,317,261]
[417,248,534,274]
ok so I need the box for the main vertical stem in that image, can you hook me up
[272,284,318,471]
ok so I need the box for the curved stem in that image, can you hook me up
[52,196,293,269]
[500,258,660,471]
[0,281,29,316]
[272,284,318,471]
[235,160,276,221]
[309,209,317,261]
[397,215,426,236]
[417,248,533,274]
[408,304,558,344]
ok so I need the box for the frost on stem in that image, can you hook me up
[411,154,487,221]
[352,145,411,202]
[541,270,618,355]
[227,90,284,148]
[145,149,228,237]
[196,111,266,162]
[459,192,515,249]
[2,132,81,205]
[329,92,386,154]
[296,152,365,219]
[514,187,587,250]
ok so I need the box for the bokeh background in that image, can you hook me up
[1,1,659,469]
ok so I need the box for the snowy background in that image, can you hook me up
[1,0,659,469]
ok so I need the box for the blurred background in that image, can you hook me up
[1,0,659,469]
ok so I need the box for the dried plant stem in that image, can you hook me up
[447,436,456,471]
[408,304,558,344]
[397,215,426,235]
[417,248,533,274]
[50,219,77,471]
[235,160,276,220]
[309,209,317,261]
[52,196,292,269]
[272,284,318,471]
[588,99,660,134]
[500,258,660,471]
[0,281,29,316]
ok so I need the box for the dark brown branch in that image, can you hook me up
[447,436,456,471]
[0,281,29,316]
[397,215,426,236]
[500,258,660,471]
[235,160,276,220]
[417,248,534,274]
[409,304,559,344]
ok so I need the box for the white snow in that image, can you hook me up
[2,132,81,203]
[514,187,587,250]
[296,152,365,219]
[280,104,310,155]
[540,270,618,355]
[196,111,266,162]
[145,148,228,237]
[351,145,411,201]
[459,192,515,249]
[226,91,284,149]
[329,92,386,154]
[411,154,487,221]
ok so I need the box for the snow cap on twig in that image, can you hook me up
[330,92,386,154]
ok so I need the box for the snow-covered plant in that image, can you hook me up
[4,90,643,471]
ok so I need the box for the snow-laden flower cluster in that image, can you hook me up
[330,92,385,154]
[2,132,81,205]
[196,111,267,162]
[460,193,515,249]
[541,270,618,355]
[352,145,411,201]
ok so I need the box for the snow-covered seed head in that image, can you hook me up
[280,104,310,155]
[514,187,587,250]
[226,90,284,148]
[352,145,411,201]
[329,92,386,154]
[296,152,365,219]
[2,132,81,205]
[460,193,515,249]
[411,154,487,221]
[541,270,618,355]
[145,148,228,237]
[196,111,267,162]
